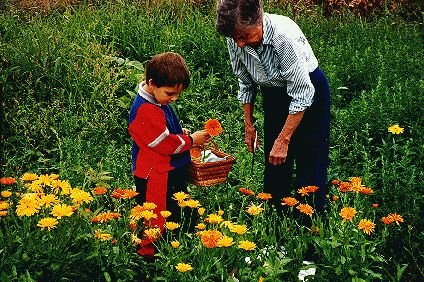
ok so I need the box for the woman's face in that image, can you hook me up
[234,23,263,48]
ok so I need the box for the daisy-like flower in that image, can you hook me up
[332,195,339,202]
[141,210,157,221]
[296,203,314,216]
[297,187,310,196]
[21,173,38,182]
[198,207,205,216]
[92,212,121,223]
[217,209,224,216]
[238,240,256,251]
[338,182,351,193]
[175,262,193,273]
[144,228,161,239]
[172,191,189,203]
[372,203,379,208]
[93,187,107,195]
[281,197,298,207]
[0,177,16,185]
[200,230,223,248]
[129,221,137,230]
[190,147,202,160]
[205,213,223,224]
[142,202,157,210]
[131,233,142,245]
[95,229,112,241]
[388,124,404,134]
[26,181,43,193]
[339,207,357,222]
[183,199,201,208]
[1,190,12,198]
[246,203,264,216]
[229,224,248,235]
[256,192,272,201]
[331,179,340,185]
[387,213,404,225]
[358,219,375,235]
[216,236,234,247]
[160,210,172,219]
[16,197,40,217]
[39,194,60,208]
[171,241,180,248]
[196,223,206,230]
[359,187,374,195]
[306,186,319,193]
[51,203,74,219]
[129,204,146,220]
[165,221,180,231]
[70,188,93,205]
[0,211,7,216]
[239,187,255,196]
[0,201,9,210]
[381,216,392,225]
[204,119,223,136]
[37,217,58,231]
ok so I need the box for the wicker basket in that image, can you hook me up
[188,145,236,187]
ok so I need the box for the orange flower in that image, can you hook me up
[372,203,379,208]
[246,202,264,216]
[359,188,374,195]
[93,187,107,195]
[204,119,222,136]
[381,216,392,225]
[111,188,138,199]
[358,219,375,235]
[338,182,351,193]
[0,177,16,185]
[339,207,357,222]
[297,187,310,196]
[332,195,339,202]
[331,179,340,185]
[281,197,298,207]
[239,187,255,196]
[387,213,404,225]
[296,203,314,216]
[200,230,223,248]
[190,147,202,159]
[256,192,272,201]
[306,186,319,193]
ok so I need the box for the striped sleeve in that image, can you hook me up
[128,104,192,155]
[227,38,257,104]
[273,35,315,114]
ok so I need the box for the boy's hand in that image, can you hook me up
[191,130,211,146]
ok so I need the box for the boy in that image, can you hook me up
[128,52,210,257]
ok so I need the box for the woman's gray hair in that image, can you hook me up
[216,0,263,38]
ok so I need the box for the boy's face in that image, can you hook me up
[149,81,184,105]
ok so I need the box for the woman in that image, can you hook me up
[216,0,330,214]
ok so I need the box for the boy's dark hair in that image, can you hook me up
[216,0,263,38]
[145,52,190,89]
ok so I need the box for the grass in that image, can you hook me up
[0,0,423,280]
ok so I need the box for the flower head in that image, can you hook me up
[239,187,255,196]
[165,221,180,231]
[281,197,298,207]
[0,177,16,185]
[216,236,234,247]
[196,223,206,230]
[93,187,107,195]
[1,190,12,198]
[205,213,223,224]
[238,240,256,251]
[198,207,205,216]
[160,210,172,218]
[95,229,112,241]
[175,263,193,273]
[358,219,375,235]
[388,124,404,134]
[256,192,272,201]
[201,230,223,248]
[246,202,264,216]
[229,224,248,235]
[339,207,357,222]
[39,194,60,207]
[70,188,93,205]
[21,173,38,182]
[37,217,58,231]
[296,203,314,216]
[51,203,74,219]
[16,197,40,217]
[171,241,180,248]
[204,119,222,136]
[172,191,189,203]
[144,228,161,239]
[387,213,404,225]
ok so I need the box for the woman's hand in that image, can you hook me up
[191,130,211,146]
[269,137,289,165]
[245,124,260,152]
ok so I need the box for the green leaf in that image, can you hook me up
[126,60,144,70]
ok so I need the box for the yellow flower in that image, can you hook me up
[141,210,158,221]
[1,191,12,198]
[297,187,310,196]
[256,192,272,200]
[258,276,264,282]
[216,236,234,247]
[198,207,205,216]
[26,181,43,193]
[246,203,264,216]
[238,240,256,251]
[160,210,172,218]
[16,197,40,217]
[165,221,180,231]
[0,201,10,210]
[21,173,38,181]
[70,188,93,205]
[95,229,112,241]
[142,202,157,210]
[387,213,404,225]
[38,174,52,187]
[339,207,357,222]
[131,233,142,245]
[39,194,60,207]
[51,203,74,219]
[172,191,189,203]
[171,240,180,248]
[205,213,223,224]
[144,228,161,239]
[296,203,314,216]
[37,217,58,231]
[229,224,248,235]
[358,219,375,235]
[183,199,201,208]
[0,210,7,216]
[129,204,145,220]
[217,209,224,216]
[196,223,206,230]
[388,124,404,134]
[175,262,193,272]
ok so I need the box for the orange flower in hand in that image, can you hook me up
[204,119,222,136]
